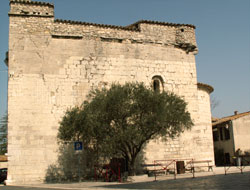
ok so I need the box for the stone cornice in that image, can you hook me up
[197,82,214,94]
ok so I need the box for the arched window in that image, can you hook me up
[153,80,160,92]
[152,76,164,92]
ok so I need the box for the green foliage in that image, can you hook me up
[45,143,96,183]
[58,82,193,175]
[0,114,7,155]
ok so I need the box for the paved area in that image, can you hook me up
[1,167,250,190]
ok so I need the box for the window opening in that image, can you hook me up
[153,80,160,92]
[224,127,230,140]
[152,76,164,92]
[219,127,223,141]
[213,129,219,141]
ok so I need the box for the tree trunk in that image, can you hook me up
[128,156,136,176]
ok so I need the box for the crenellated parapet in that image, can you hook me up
[127,20,197,53]
[9,0,54,35]
[8,0,198,54]
[9,0,54,17]
[176,26,198,53]
[52,19,198,54]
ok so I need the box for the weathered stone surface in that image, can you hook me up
[7,0,214,185]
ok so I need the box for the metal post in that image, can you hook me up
[78,153,81,182]
[174,160,176,180]
[74,141,83,182]
[192,159,195,178]
[106,166,108,182]
[95,166,97,181]
[118,164,121,182]
[154,160,157,181]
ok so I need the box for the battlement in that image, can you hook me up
[52,19,198,53]
[8,0,198,53]
[9,0,54,17]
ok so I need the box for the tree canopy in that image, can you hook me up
[58,83,193,175]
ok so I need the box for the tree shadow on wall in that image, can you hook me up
[45,143,97,183]
[45,143,146,183]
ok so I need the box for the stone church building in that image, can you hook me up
[6,0,214,184]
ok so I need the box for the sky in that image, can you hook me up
[0,0,249,119]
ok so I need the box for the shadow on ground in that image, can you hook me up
[95,172,250,190]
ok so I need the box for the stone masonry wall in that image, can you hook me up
[144,86,214,164]
[9,0,54,17]
[7,0,213,184]
[196,86,214,162]
[233,114,250,153]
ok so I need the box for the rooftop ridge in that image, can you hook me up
[212,111,250,126]
[9,0,54,7]
[54,19,196,32]
[126,20,196,29]
[55,19,139,31]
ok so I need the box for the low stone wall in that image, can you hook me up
[0,162,7,168]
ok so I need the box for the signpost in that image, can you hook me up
[74,141,83,151]
[74,141,83,181]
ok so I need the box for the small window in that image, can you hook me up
[224,127,230,140]
[219,127,223,141]
[152,76,164,92]
[181,29,184,32]
[213,130,219,141]
[153,80,160,92]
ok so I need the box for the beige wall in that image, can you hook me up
[144,87,214,164]
[213,114,250,165]
[7,1,214,184]
[233,114,250,153]
[196,87,214,163]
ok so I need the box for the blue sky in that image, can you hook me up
[0,0,249,119]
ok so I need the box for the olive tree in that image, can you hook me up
[58,83,193,175]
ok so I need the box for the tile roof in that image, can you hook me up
[212,117,219,122]
[197,82,214,93]
[0,155,7,162]
[9,1,196,31]
[212,111,250,126]
[9,0,54,7]
[54,19,137,31]
[126,20,196,29]
[54,19,196,31]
